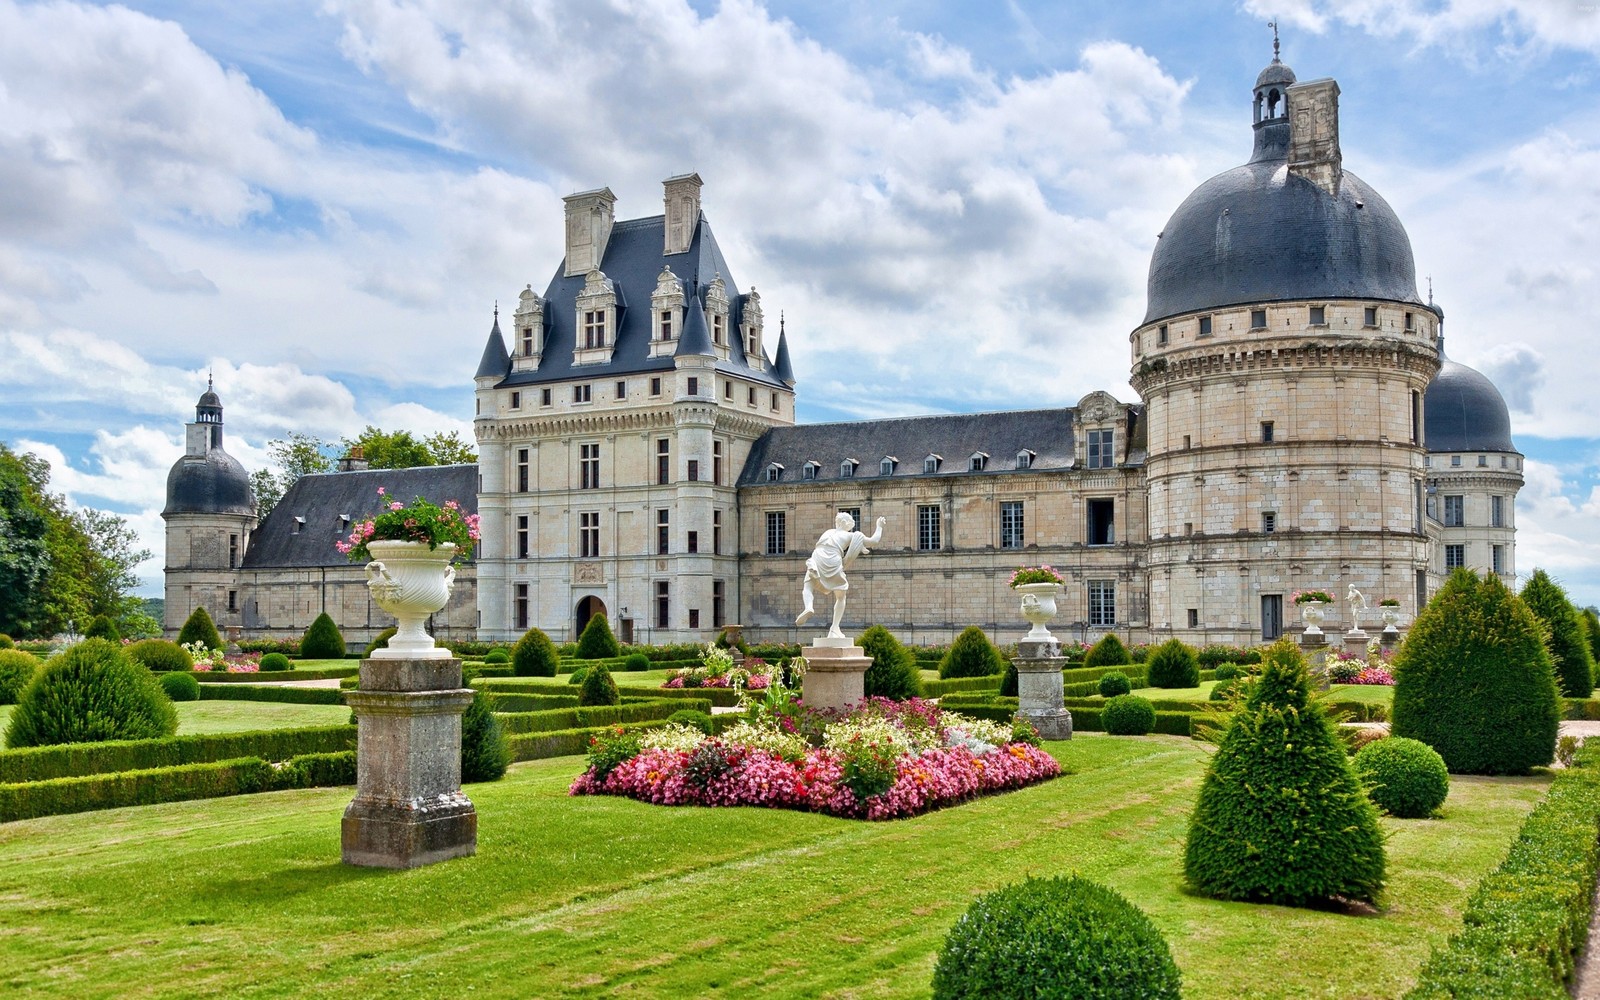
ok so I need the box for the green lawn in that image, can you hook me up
[0,701,350,739]
[0,735,1548,998]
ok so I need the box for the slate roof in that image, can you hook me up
[1424,350,1516,454]
[163,449,254,517]
[738,407,1141,486]
[243,465,479,569]
[481,214,786,389]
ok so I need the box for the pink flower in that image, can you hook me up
[388,501,403,511]
[376,487,385,495]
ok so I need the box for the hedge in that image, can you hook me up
[0,725,357,784]
[197,685,345,706]
[1405,743,1600,998]
[1562,698,1600,721]
[475,678,742,707]
[191,666,356,682]
[505,720,670,762]
[494,699,709,736]
[485,693,580,713]
[939,696,1211,738]
[921,674,1004,698]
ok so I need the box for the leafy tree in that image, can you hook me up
[177,606,223,651]
[1519,569,1595,698]
[0,444,52,636]
[424,431,477,465]
[858,625,922,700]
[343,427,434,470]
[251,433,336,518]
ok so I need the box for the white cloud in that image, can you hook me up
[1514,459,1600,606]
[1247,0,1600,57]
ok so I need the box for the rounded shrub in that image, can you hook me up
[567,667,589,686]
[4,638,178,748]
[460,690,509,783]
[668,709,714,735]
[1145,638,1200,688]
[362,626,397,659]
[512,628,559,677]
[575,613,622,660]
[0,634,13,649]
[259,652,291,672]
[1097,670,1132,698]
[126,639,193,673]
[578,663,620,707]
[1353,736,1449,819]
[1102,694,1155,735]
[0,649,41,704]
[1392,569,1560,775]
[85,614,121,642]
[938,626,1005,680]
[1520,569,1595,699]
[1214,662,1241,681]
[159,671,200,702]
[622,652,651,672]
[1083,633,1132,669]
[859,625,923,700]
[931,875,1181,1000]
[1184,639,1385,906]
[177,606,222,651]
[484,648,511,665]
[300,612,346,660]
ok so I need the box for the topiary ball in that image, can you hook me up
[1102,694,1156,736]
[1353,736,1449,818]
[259,652,291,672]
[85,614,122,642]
[126,639,193,673]
[931,875,1181,1000]
[623,652,651,672]
[0,634,14,649]
[1145,638,1200,688]
[0,649,41,705]
[1098,670,1132,698]
[578,663,620,707]
[1084,633,1133,669]
[484,648,511,665]
[512,628,559,677]
[159,671,200,702]
[4,638,178,748]
[1214,662,1240,681]
[1209,679,1237,702]
[668,709,714,735]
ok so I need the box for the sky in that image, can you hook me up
[1,0,1597,608]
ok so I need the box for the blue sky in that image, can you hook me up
[0,0,1597,606]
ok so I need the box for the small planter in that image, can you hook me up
[1015,582,1064,641]
[364,540,457,660]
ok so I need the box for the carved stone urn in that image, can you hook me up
[1015,583,1064,641]
[1299,600,1327,638]
[364,540,456,660]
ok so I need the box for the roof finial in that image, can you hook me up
[1270,20,1281,62]
[494,299,499,320]
[207,368,213,392]
[780,310,785,335]
[1427,274,1434,305]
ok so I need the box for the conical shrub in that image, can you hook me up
[460,690,509,782]
[1145,638,1199,688]
[1084,633,1132,669]
[512,628,559,677]
[1392,569,1559,774]
[578,663,620,707]
[300,612,346,660]
[938,626,1004,680]
[859,625,922,700]
[5,638,178,748]
[575,612,621,659]
[177,606,222,651]
[1520,569,1595,699]
[1184,639,1385,905]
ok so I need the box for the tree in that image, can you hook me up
[1519,570,1595,699]
[1581,608,1600,669]
[252,433,335,518]
[178,606,223,651]
[0,445,54,636]
[344,427,434,470]
[75,508,152,624]
[424,431,477,466]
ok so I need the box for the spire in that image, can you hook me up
[1251,21,1296,162]
[773,311,795,386]
[675,282,715,358]
[1271,19,1280,62]
[474,310,510,381]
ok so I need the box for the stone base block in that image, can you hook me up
[341,795,477,869]
[1013,654,1071,741]
[801,643,871,712]
[1343,630,1371,658]
[1018,708,1073,741]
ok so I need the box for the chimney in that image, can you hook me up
[562,187,616,276]
[338,445,369,473]
[1286,78,1342,197]
[662,173,703,256]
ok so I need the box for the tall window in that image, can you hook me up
[1087,429,1114,468]
[1088,580,1116,626]
[517,449,530,492]
[1491,495,1505,528]
[688,459,700,482]
[657,439,670,485]
[583,310,606,349]
[516,515,529,559]
[541,387,552,407]
[765,511,786,555]
[713,510,722,554]
[1157,324,1168,345]
[514,583,529,630]
[227,590,237,613]
[579,512,599,558]
[615,380,627,400]
[522,326,535,355]
[712,313,725,345]
[1364,306,1378,327]
[918,504,942,551]
[657,509,670,555]
[1000,501,1024,549]
[1260,421,1274,443]
[713,580,726,628]
[580,443,600,489]
[1492,544,1505,574]
[1443,495,1464,527]
[1262,511,1277,534]
[713,441,723,485]
[655,581,669,629]
[228,533,238,568]
[687,530,698,554]
[1446,544,1466,569]
[1087,499,1115,545]
[658,309,674,341]
[1411,390,1420,444]
[687,376,698,396]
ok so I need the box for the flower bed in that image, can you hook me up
[662,646,773,689]
[570,697,1059,820]
[1325,645,1395,685]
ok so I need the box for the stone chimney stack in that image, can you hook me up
[338,445,369,473]
[1287,78,1342,197]
[663,173,703,256]
[562,187,617,277]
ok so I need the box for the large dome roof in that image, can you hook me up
[163,450,254,516]
[1424,353,1515,453]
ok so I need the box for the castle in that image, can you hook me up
[163,52,1523,649]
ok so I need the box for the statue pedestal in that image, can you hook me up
[1304,645,1333,691]
[1379,625,1401,651]
[800,637,871,713]
[1013,638,1072,741]
[1342,629,1371,658]
[342,657,477,869]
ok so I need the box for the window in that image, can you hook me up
[686,377,698,396]
[918,504,942,551]
[748,387,757,406]
[765,463,783,483]
[765,511,786,555]
[1411,390,1420,444]
[770,392,780,412]
[1261,421,1274,443]
[713,580,726,628]
[659,309,674,341]
[712,313,724,345]
[1451,455,1462,467]
[656,439,670,485]
[1184,522,1193,536]
[228,534,238,569]
[1262,511,1277,533]
[1491,495,1505,528]
[541,387,552,407]
[687,530,698,554]
[1016,450,1033,470]
[615,380,626,400]
[1250,309,1266,329]
[511,390,521,409]
[801,462,818,481]
[580,443,600,490]
[655,581,669,629]
[521,327,535,355]
[1183,434,1192,450]
[1443,495,1464,527]
[657,509,670,555]
[1087,429,1114,468]
[583,310,606,349]
[650,377,662,396]
[1157,324,1169,346]
[1405,311,1416,331]
[1446,544,1466,569]
[713,441,724,485]
[517,515,529,559]
[1477,455,1487,467]
[1364,306,1378,327]
[1088,580,1116,626]
[970,453,988,472]
[923,454,942,474]
[573,384,592,404]
[1187,608,1198,628]
[1198,316,1212,336]
[514,583,529,630]
[840,459,857,478]
[1087,499,1115,545]
[881,456,897,476]
[688,609,700,629]
[688,459,700,482]
[713,510,722,554]
[1000,501,1024,549]
[1492,544,1505,574]
[724,381,732,399]
[1309,305,1326,325]
[839,507,861,529]
[292,516,304,534]
[517,449,530,492]
[1501,455,1509,468]
[227,590,237,613]
[579,512,598,558]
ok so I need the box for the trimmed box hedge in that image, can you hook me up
[0,725,357,783]
[191,666,357,682]
[921,674,1003,698]
[476,678,743,707]
[485,693,580,713]
[940,695,1213,738]
[494,699,710,736]
[505,720,669,762]
[197,684,345,706]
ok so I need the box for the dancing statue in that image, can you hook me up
[1347,583,1367,612]
[796,511,886,639]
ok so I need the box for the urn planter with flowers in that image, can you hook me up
[1010,565,1066,641]
[1293,590,1333,639]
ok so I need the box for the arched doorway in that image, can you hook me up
[575,595,607,637]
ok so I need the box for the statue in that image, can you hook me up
[1347,583,1367,613]
[795,511,886,639]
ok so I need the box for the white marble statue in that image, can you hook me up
[1347,583,1367,613]
[795,511,886,639]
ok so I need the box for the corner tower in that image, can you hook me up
[1129,48,1440,643]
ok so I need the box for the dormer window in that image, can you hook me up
[574,269,618,364]
[802,461,820,480]
[1016,449,1034,470]
[292,516,305,535]
[521,328,535,355]
[650,266,684,358]
[659,311,674,340]
[880,456,897,476]
[765,463,783,483]
[923,454,942,474]
[512,285,545,371]
[712,313,725,345]
[583,310,606,349]
[1087,429,1115,469]
[840,459,858,478]
[704,274,731,359]
[742,288,764,369]
[970,452,988,472]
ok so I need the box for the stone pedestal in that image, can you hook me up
[1013,638,1072,740]
[1343,629,1371,658]
[800,637,871,713]
[1379,626,1401,651]
[342,657,477,869]
[1303,645,1333,691]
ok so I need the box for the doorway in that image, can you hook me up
[1261,594,1284,641]
[576,595,607,636]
